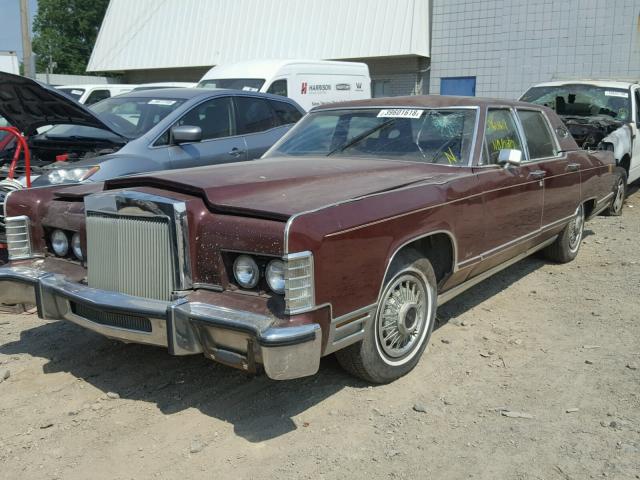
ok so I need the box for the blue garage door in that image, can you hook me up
[440,76,476,96]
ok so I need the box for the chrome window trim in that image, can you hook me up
[84,190,192,290]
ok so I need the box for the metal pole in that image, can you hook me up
[19,0,34,78]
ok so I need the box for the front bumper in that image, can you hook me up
[0,266,321,380]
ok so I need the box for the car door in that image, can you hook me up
[467,107,544,275]
[234,96,299,159]
[516,108,581,227]
[629,87,640,183]
[168,96,248,168]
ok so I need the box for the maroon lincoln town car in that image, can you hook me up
[0,96,624,383]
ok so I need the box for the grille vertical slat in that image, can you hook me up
[87,213,175,301]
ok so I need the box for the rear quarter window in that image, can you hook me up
[517,110,557,159]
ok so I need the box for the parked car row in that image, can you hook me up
[0,74,626,383]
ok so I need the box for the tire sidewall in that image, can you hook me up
[358,257,437,384]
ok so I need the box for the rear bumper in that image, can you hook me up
[0,266,321,380]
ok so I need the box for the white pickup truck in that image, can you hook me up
[521,80,640,185]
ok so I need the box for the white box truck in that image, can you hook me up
[197,59,371,111]
[0,51,19,75]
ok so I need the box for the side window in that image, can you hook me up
[483,109,523,165]
[635,89,640,123]
[177,97,234,140]
[517,110,557,159]
[85,89,111,105]
[270,100,302,126]
[235,96,277,134]
[266,79,288,97]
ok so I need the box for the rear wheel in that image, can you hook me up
[604,168,626,216]
[543,204,585,263]
[336,256,437,384]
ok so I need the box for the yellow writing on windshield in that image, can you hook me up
[487,118,509,132]
[491,138,517,151]
[444,148,458,164]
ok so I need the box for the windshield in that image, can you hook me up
[197,78,265,92]
[521,85,631,122]
[57,87,85,101]
[44,96,186,140]
[265,108,478,165]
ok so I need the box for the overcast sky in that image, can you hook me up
[0,0,39,58]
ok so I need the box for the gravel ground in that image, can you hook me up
[0,187,638,480]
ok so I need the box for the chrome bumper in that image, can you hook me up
[0,266,321,380]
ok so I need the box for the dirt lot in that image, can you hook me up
[0,189,638,480]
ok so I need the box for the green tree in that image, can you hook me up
[32,0,110,75]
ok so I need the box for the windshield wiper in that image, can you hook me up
[327,119,396,156]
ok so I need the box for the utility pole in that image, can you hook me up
[19,0,34,78]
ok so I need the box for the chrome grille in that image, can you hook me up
[86,212,176,301]
[5,215,33,260]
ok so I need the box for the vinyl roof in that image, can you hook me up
[87,0,430,72]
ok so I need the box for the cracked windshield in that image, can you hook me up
[266,108,477,165]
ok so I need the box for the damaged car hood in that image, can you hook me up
[105,156,469,220]
[0,71,121,136]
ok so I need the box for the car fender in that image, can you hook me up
[602,124,632,163]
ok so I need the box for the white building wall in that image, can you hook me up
[88,0,430,73]
[429,0,640,99]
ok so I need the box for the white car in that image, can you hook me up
[521,80,640,185]
[55,84,136,105]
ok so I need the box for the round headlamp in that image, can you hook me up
[51,229,69,256]
[266,259,285,294]
[71,232,83,260]
[233,255,259,289]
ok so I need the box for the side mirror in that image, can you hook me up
[171,125,202,144]
[498,149,523,167]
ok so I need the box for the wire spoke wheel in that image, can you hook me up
[376,273,429,361]
[567,205,584,253]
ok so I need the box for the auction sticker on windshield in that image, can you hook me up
[148,99,177,105]
[377,109,424,118]
[604,91,629,98]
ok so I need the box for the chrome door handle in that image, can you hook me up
[228,147,245,157]
[566,163,580,172]
[528,170,546,180]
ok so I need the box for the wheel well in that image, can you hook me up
[386,233,455,286]
[583,198,597,218]
[619,154,631,175]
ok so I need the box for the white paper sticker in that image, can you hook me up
[604,91,628,98]
[242,86,259,92]
[148,99,177,105]
[71,89,83,95]
[377,109,424,119]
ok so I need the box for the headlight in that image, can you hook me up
[50,229,69,256]
[233,255,259,289]
[47,166,99,184]
[266,259,285,294]
[71,232,83,260]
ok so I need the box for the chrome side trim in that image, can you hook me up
[457,213,574,269]
[437,235,557,306]
[596,191,614,205]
